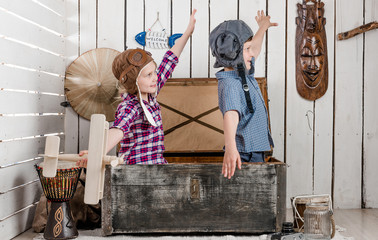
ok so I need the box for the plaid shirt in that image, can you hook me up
[111,51,178,164]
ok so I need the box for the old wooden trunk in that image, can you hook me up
[102,158,286,235]
[101,78,286,235]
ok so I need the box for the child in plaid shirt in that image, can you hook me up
[78,10,196,165]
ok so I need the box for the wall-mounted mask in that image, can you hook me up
[296,0,328,100]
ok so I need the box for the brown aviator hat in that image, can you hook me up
[112,48,154,95]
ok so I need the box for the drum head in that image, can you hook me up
[38,160,80,170]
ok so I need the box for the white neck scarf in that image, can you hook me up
[136,63,158,127]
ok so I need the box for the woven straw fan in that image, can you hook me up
[65,48,122,121]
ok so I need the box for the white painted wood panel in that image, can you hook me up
[266,0,285,161]
[144,0,171,65]
[0,91,64,114]
[64,0,79,65]
[171,0,190,78]
[125,0,144,50]
[78,118,90,152]
[239,0,266,78]
[313,0,335,195]
[0,10,64,55]
[36,0,65,17]
[78,0,97,151]
[0,135,64,167]
[363,0,378,208]
[334,0,363,209]
[0,203,37,240]
[0,38,65,75]
[286,0,314,203]
[98,0,125,52]
[0,181,41,220]
[0,65,64,94]
[0,159,41,192]
[65,0,378,209]
[0,115,64,140]
[191,0,209,78]
[209,0,238,77]
[64,0,79,154]
[0,0,66,238]
[0,0,64,35]
[97,0,124,156]
[79,0,97,53]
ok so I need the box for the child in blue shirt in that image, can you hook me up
[209,10,278,179]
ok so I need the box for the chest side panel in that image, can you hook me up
[109,163,281,233]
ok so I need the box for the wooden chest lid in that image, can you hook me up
[158,78,271,154]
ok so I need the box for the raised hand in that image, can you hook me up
[170,9,197,58]
[185,9,197,36]
[255,10,278,30]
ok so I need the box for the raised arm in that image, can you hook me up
[251,10,278,59]
[170,9,197,58]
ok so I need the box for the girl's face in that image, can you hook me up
[243,40,255,70]
[136,62,158,97]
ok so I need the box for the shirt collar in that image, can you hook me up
[215,69,255,81]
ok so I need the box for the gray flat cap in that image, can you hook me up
[209,20,253,69]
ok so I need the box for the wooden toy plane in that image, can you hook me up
[40,114,123,205]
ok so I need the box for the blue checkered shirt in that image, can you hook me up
[216,69,274,152]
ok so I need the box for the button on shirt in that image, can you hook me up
[217,70,274,152]
[111,51,178,164]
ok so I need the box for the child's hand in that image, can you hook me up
[170,9,196,58]
[222,148,242,179]
[77,150,88,168]
[184,9,197,36]
[255,10,278,30]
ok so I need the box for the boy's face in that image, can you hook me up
[137,61,158,94]
[243,40,255,70]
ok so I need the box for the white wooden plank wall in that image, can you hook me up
[0,0,66,238]
[363,0,378,208]
[267,0,285,162]
[0,1,377,238]
[77,0,97,154]
[286,0,314,203]
[334,0,363,209]
[171,0,190,78]
[97,0,124,156]
[69,0,378,210]
[191,0,209,78]
[313,0,334,197]
[64,0,79,154]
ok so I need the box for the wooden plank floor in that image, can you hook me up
[333,209,378,239]
[12,209,378,239]
[286,208,378,240]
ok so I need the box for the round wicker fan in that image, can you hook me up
[65,48,122,121]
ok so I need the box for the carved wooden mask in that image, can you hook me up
[296,0,328,100]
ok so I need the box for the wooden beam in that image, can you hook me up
[337,21,378,40]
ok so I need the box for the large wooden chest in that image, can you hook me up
[101,78,286,235]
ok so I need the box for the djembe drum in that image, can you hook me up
[35,161,82,240]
